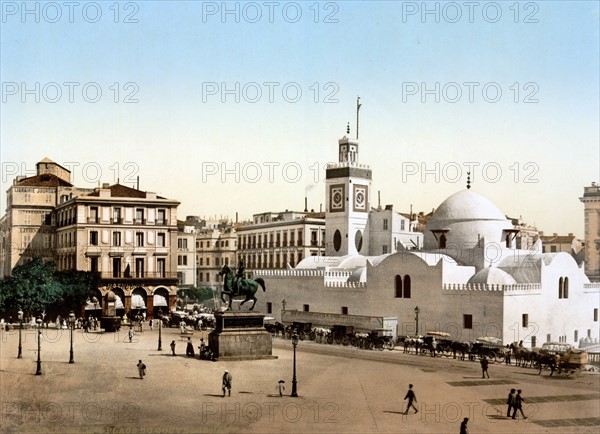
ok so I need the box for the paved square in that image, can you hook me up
[1,327,599,433]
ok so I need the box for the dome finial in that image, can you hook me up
[346,122,350,135]
[467,172,471,190]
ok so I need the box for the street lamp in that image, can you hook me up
[35,318,42,375]
[291,333,299,397]
[68,311,75,364]
[414,306,420,336]
[17,309,23,359]
[157,309,162,351]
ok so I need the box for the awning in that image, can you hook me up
[85,300,101,310]
[153,294,168,307]
[115,295,124,309]
[131,294,146,309]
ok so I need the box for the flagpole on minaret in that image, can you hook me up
[356,96,362,139]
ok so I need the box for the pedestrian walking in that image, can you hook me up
[511,389,527,419]
[170,340,176,356]
[505,345,511,365]
[278,380,286,397]
[149,319,153,331]
[506,388,516,417]
[460,417,469,434]
[480,356,489,378]
[137,360,146,379]
[186,337,195,357]
[403,384,418,414]
[222,370,232,397]
[128,327,134,343]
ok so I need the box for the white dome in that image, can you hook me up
[467,267,517,285]
[424,190,512,249]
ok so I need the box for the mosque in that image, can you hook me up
[253,131,599,348]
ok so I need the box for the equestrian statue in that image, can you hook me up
[218,261,266,311]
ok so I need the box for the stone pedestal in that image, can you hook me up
[209,311,277,361]
[101,317,121,332]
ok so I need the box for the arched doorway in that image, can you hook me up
[153,287,170,318]
[85,289,103,319]
[131,287,147,320]
[112,287,126,319]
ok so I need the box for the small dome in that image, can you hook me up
[468,267,517,285]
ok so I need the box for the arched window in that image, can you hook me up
[558,277,564,299]
[395,275,403,298]
[403,275,411,298]
[563,277,569,298]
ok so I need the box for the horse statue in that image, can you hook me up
[218,265,266,311]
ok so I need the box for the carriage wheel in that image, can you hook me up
[376,340,385,351]
[351,336,358,347]
[309,331,316,341]
[299,331,306,341]
[327,335,334,344]
[494,352,504,364]
[342,336,350,346]
[385,340,395,351]
[334,336,342,345]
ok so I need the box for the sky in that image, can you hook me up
[1,0,598,236]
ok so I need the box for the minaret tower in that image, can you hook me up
[325,123,372,256]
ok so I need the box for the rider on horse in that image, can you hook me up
[234,260,247,295]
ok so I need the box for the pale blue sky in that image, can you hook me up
[1,1,598,235]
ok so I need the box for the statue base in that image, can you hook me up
[101,317,121,332]
[209,311,277,361]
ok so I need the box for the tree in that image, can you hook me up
[0,257,100,317]
[178,286,217,304]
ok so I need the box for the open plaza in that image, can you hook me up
[1,325,599,434]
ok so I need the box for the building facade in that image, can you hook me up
[580,183,600,282]
[236,211,326,270]
[248,133,599,349]
[0,158,181,318]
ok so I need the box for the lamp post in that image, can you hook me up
[35,318,42,375]
[17,309,23,359]
[157,309,162,351]
[68,311,75,364]
[414,306,420,336]
[291,333,299,397]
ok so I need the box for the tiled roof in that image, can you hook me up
[15,173,72,187]
[86,183,147,198]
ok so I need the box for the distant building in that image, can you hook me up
[195,223,238,292]
[177,221,197,287]
[0,158,79,276]
[236,211,325,270]
[580,183,600,282]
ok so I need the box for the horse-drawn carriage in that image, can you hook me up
[469,337,505,362]
[537,342,588,376]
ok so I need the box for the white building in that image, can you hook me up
[250,132,600,348]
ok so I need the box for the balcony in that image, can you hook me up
[111,217,123,224]
[134,218,145,225]
[87,217,99,224]
[100,271,178,285]
[155,220,166,226]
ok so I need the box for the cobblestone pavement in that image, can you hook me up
[1,327,598,433]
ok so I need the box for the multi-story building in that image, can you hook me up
[177,221,197,287]
[54,183,180,318]
[508,216,539,251]
[1,158,181,318]
[0,158,79,276]
[196,224,238,292]
[580,182,600,281]
[236,211,326,270]
[368,205,422,254]
[539,232,583,256]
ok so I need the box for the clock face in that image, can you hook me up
[353,185,368,212]
[330,185,345,212]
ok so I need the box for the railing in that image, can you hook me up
[101,272,178,279]
[588,352,600,364]
[134,218,145,225]
[87,217,99,223]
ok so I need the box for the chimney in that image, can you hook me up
[304,197,308,212]
[136,176,140,190]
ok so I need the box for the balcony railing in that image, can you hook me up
[134,218,145,225]
[87,217,99,223]
[155,219,166,225]
[102,271,178,279]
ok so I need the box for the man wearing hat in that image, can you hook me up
[278,380,286,397]
[222,370,232,397]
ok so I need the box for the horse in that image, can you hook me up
[450,341,471,360]
[218,265,266,310]
[535,352,559,376]
[510,342,536,367]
